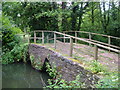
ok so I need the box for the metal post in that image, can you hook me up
[54,32,56,49]
[94,45,98,60]
[70,37,73,57]
[42,31,44,45]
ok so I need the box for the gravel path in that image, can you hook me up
[43,41,119,72]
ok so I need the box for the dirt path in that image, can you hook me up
[43,41,119,72]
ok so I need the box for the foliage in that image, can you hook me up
[30,54,35,63]
[95,72,119,88]
[2,43,28,64]
[2,15,28,64]
[2,2,120,47]
[44,61,85,88]
[86,60,107,74]
[45,62,57,78]
[2,14,23,51]
[45,74,84,88]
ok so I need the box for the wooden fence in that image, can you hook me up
[63,31,120,50]
[21,30,120,60]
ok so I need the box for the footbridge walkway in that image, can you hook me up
[28,30,120,59]
[18,30,120,72]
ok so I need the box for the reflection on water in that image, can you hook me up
[2,62,50,88]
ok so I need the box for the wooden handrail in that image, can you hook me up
[26,30,120,60]
[55,31,120,53]
[63,31,120,40]
[16,31,120,53]
[87,39,120,50]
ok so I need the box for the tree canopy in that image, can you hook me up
[2,2,120,46]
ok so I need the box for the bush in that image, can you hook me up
[2,43,28,64]
[2,15,23,51]
[45,74,83,88]
[86,60,107,74]
[2,15,28,64]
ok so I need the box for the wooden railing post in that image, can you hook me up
[75,31,77,43]
[89,32,91,46]
[47,35,49,43]
[108,36,111,52]
[64,32,65,43]
[54,32,56,49]
[70,37,73,57]
[42,31,44,45]
[28,33,30,43]
[108,36,111,45]
[34,31,36,43]
[94,45,98,60]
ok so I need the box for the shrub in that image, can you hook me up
[2,15,28,64]
[2,15,23,51]
[86,60,107,74]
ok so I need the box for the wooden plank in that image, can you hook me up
[34,30,54,32]
[63,31,120,40]
[87,39,120,50]
[70,37,73,57]
[30,37,42,39]
[94,45,98,60]
[111,36,120,40]
[48,37,70,41]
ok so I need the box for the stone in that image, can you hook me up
[28,44,99,88]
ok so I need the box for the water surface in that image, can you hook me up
[2,62,50,88]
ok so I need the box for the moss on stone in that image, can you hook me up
[68,58,83,65]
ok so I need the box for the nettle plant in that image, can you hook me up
[45,62,57,78]
[86,60,107,74]
[45,74,84,88]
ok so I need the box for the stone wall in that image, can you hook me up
[28,44,99,88]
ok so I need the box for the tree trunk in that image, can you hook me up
[71,2,78,31]
[62,2,67,31]
[91,2,94,26]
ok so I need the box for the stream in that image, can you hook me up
[2,62,50,88]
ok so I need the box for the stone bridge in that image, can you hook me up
[28,44,99,88]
